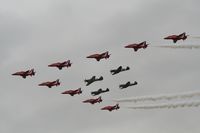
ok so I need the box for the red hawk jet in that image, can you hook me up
[125,41,149,52]
[61,88,82,96]
[164,32,188,43]
[12,69,35,79]
[86,51,110,61]
[83,96,102,104]
[48,60,72,70]
[38,79,60,88]
[101,104,120,112]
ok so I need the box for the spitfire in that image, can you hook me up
[119,81,138,89]
[91,88,109,96]
[84,76,103,86]
[110,66,130,75]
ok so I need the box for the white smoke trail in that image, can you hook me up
[114,91,200,103]
[126,101,200,110]
[191,36,200,39]
[155,45,200,49]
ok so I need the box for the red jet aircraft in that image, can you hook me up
[48,60,72,70]
[83,96,102,104]
[12,69,36,79]
[164,32,188,43]
[101,104,120,112]
[38,79,60,88]
[86,51,110,61]
[61,88,82,96]
[125,41,149,52]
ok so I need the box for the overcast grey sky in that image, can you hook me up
[0,0,200,133]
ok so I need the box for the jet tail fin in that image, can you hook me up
[104,51,110,59]
[126,66,130,70]
[179,32,186,37]
[99,76,103,80]
[31,69,36,75]
[140,41,146,45]
[179,32,188,40]
[56,79,60,85]
[115,104,120,109]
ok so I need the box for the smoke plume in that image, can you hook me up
[155,45,200,49]
[126,101,200,110]
[115,91,200,103]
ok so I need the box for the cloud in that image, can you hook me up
[0,0,200,133]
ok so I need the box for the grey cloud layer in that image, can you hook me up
[0,0,200,133]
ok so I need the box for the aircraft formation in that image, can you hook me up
[12,32,191,112]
